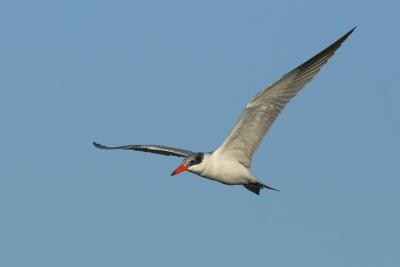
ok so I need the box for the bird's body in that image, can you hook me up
[94,28,355,195]
[188,152,256,185]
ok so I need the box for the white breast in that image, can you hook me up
[188,153,256,185]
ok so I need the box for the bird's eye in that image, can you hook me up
[189,160,195,165]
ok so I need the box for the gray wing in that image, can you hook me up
[93,142,195,157]
[214,27,355,168]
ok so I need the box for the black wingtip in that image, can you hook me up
[346,26,357,37]
[337,26,357,45]
[93,142,107,149]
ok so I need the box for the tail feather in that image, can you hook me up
[243,181,280,195]
[259,181,280,192]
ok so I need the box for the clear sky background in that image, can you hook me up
[1,0,399,266]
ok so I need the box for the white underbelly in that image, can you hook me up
[189,154,255,185]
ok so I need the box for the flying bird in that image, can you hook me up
[93,28,355,195]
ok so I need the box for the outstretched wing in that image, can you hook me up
[93,142,195,157]
[214,27,355,168]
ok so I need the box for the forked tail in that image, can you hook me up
[243,181,280,195]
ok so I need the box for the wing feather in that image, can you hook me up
[214,27,355,167]
[93,142,195,157]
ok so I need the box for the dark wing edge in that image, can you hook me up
[214,27,356,167]
[285,26,356,83]
[92,142,195,157]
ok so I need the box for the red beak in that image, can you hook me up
[171,164,188,176]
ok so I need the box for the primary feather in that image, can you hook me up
[93,142,195,157]
[214,27,356,167]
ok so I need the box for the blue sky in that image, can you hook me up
[1,0,399,266]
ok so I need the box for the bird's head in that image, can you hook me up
[171,153,204,176]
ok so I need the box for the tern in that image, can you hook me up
[94,28,355,195]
